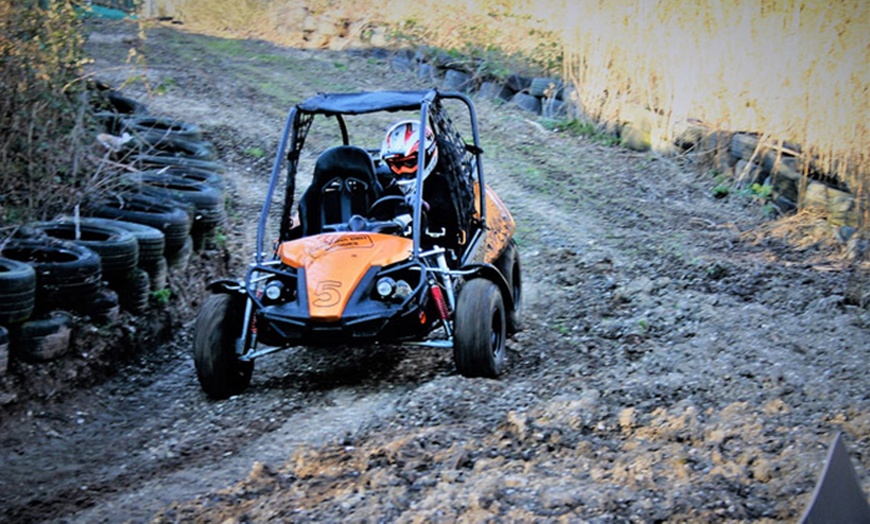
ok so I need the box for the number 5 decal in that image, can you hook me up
[313,280,342,307]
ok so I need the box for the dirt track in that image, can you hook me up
[0,19,868,523]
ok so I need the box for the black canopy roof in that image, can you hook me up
[295,90,439,116]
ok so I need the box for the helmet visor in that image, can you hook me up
[386,154,418,176]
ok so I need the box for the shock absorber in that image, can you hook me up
[429,279,452,338]
[435,250,456,311]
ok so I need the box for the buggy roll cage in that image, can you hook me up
[255,89,487,265]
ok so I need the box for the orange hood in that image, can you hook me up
[278,233,413,321]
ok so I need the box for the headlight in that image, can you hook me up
[376,277,396,298]
[395,280,412,300]
[264,281,284,300]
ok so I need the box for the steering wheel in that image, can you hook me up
[367,195,407,219]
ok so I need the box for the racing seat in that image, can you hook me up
[298,145,383,236]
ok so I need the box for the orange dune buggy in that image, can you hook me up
[193,90,521,399]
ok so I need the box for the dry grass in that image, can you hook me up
[145,1,867,216]
[559,0,868,224]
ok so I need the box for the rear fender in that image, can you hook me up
[461,263,514,312]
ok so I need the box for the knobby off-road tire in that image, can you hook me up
[494,238,522,334]
[453,278,507,378]
[0,256,37,324]
[193,294,254,399]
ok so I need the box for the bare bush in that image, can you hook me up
[0,0,95,228]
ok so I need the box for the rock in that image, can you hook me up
[619,104,657,152]
[478,81,513,101]
[504,73,531,93]
[511,92,541,114]
[730,133,760,163]
[529,77,560,98]
[417,63,436,82]
[542,98,566,118]
[443,69,472,92]
[802,179,856,227]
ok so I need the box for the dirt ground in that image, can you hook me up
[0,19,868,523]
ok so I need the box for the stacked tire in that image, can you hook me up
[91,99,227,254]
[90,86,148,135]
[84,192,193,265]
[0,239,103,366]
[119,115,226,175]
[120,170,225,251]
[0,257,37,374]
[0,89,232,377]
[0,257,36,325]
[72,217,168,292]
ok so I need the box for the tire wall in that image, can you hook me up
[0,86,228,400]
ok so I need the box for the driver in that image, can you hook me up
[358,120,439,235]
[379,119,438,202]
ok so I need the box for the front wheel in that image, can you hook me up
[453,278,507,378]
[193,293,253,399]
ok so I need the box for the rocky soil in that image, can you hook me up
[0,18,868,523]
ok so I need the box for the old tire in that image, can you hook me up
[11,311,74,362]
[193,293,253,399]
[145,166,225,190]
[135,154,226,174]
[117,268,150,315]
[120,171,224,211]
[0,326,9,375]
[494,239,522,334]
[87,287,120,325]
[28,221,139,285]
[130,136,217,161]
[167,235,193,269]
[0,256,37,324]
[0,239,102,315]
[145,256,168,292]
[120,116,202,143]
[60,216,166,268]
[453,278,507,378]
[85,192,192,255]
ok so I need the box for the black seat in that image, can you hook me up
[298,146,382,236]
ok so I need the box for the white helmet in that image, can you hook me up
[380,120,438,194]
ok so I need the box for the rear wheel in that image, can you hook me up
[494,238,522,334]
[193,293,253,399]
[453,278,507,378]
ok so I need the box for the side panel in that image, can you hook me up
[474,184,516,264]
